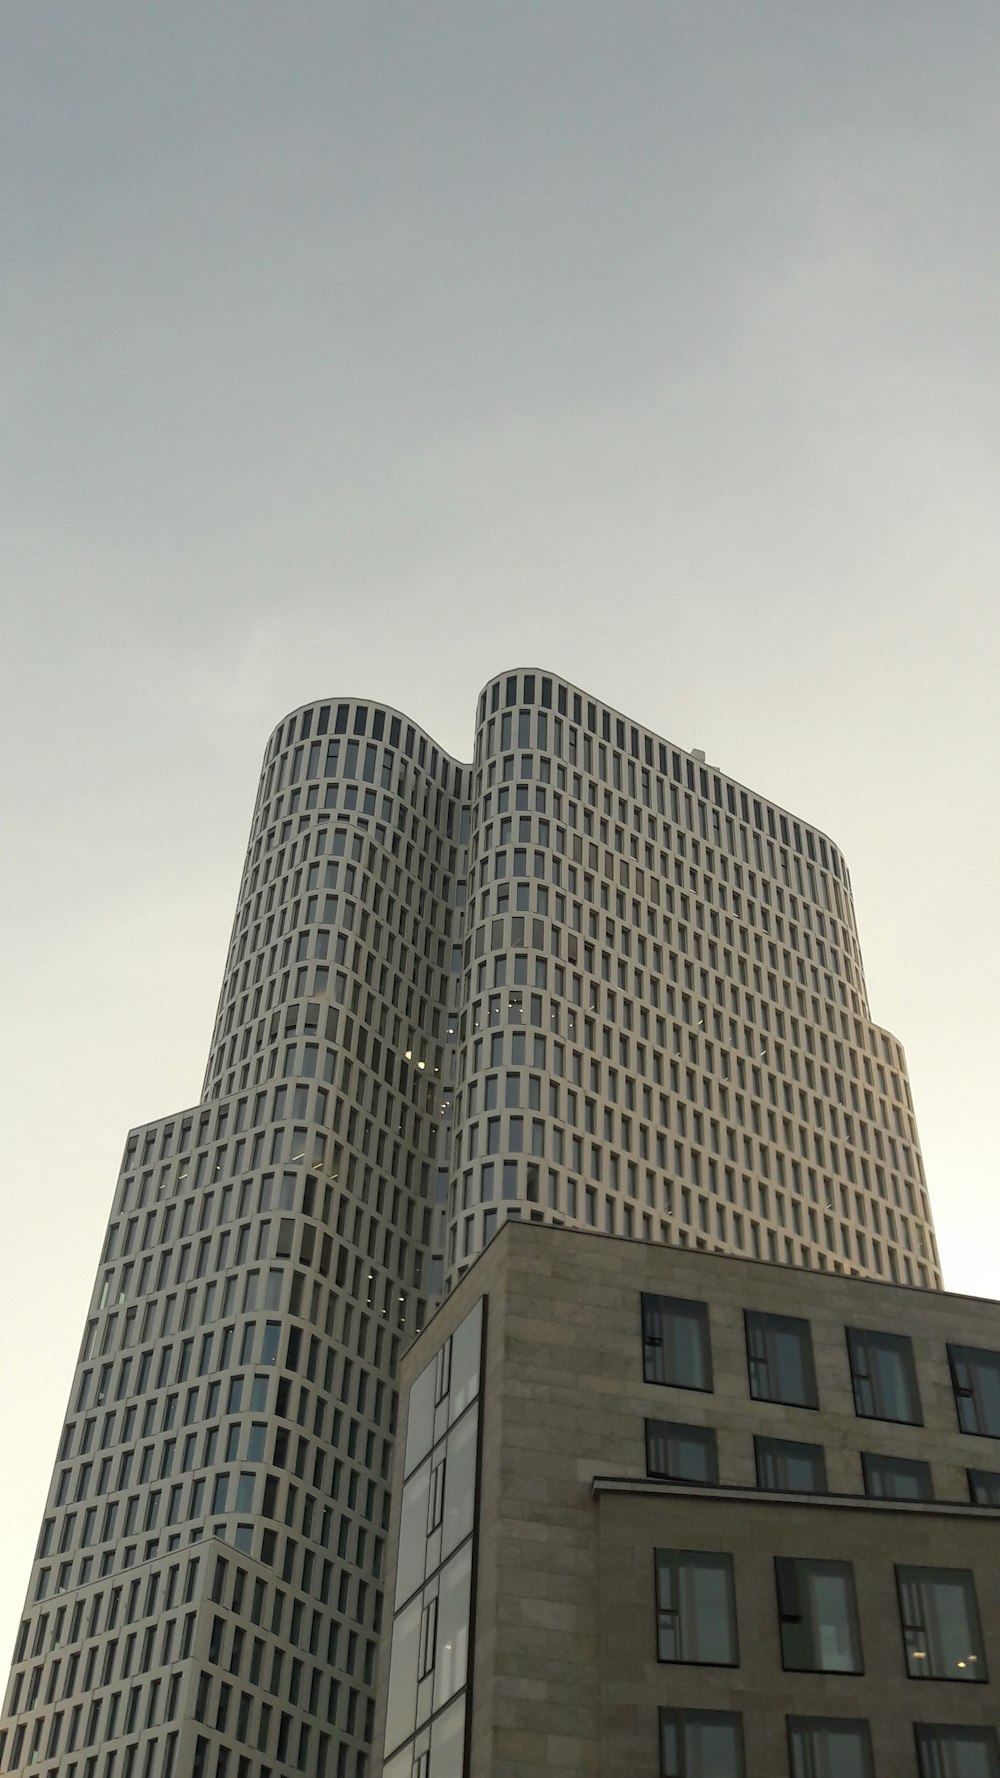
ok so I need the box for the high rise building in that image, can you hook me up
[0,670,941,1778]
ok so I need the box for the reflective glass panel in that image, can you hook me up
[746,1312,817,1408]
[433,1543,473,1712]
[777,1560,862,1674]
[897,1567,987,1682]
[403,1366,436,1480]
[789,1717,874,1778]
[646,1420,718,1485]
[394,1462,431,1607]
[383,1595,421,1756]
[441,1411,478,1559]
[949,1346,1000,1437]
[915,1722,1000,1778]
[449,1298,483,1424]
[642,1294,712,1391]
[848,1328,922,1424]
[656,1550,737,1666]
[430,1697,467,1778]
[756,1436,827,1493]
[862,1452,932,1501]
[660,1707,745,1777]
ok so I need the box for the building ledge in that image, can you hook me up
[590,1475,1000,1517]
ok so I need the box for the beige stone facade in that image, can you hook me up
[375,1222,1000,1778]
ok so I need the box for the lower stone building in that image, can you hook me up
[373,1222,1000,1778]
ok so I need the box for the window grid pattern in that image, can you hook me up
[449,672,938,1291]
[0,698,470,1778]
[0,673,947,1778]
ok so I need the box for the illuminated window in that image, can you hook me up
[897,1567,987,1682]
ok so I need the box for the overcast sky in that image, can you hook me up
[2,0,998,1668]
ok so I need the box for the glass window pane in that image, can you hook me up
[660,1707,745,1777]
[812,1572,859,1672]
[968,1469,1000,1505]
[430,1697,468,1778]
[777,1560,862,1674]
[789,1717,874,1778]
[848,1328,922,1424]
[949,1345,1000,1437]
[381,1751,412,1778]
[394,1462,430,1607]
[441,1410,478,1557]
[433,1543,473,1711]
[897,1567,987,1682]
[646,1420,718,1485]
[642,1294,712,1391]
[656,1550,737,1665]
[745,1311,817,1407]
[403,1366,436,1479]
[756,1437,827,1493]
[688,1718,743,1776]
[862,1452,932,1500]
[383,1595,421,1757]
[915,1723,1000,1778]
[449,1299,483,1425]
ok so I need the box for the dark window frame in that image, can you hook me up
[745,1310,818,1409]
[776,1557,863,1675]
[755,1436,827,1494]
[788,1716,874,1778]
[948,1344,1000,1438]
[968,1468,1000,1505]
[914,1722,1000,1777]
[660,1705,746,1777]
[897,1565,988,1683]
[847,1326,922,1425]
[655,1548,739,1668]
[642,1294,713,1393]
[646,1419,719,1486]
[862,1451,933,1501]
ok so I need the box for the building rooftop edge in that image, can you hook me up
[402,1219,996,1368]
[258,669,857,865]
[473,666,854,866]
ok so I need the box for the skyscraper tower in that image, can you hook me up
[0,671,940,1778]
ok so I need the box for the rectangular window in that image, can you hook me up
[915,1723,1000,1777]
[646,1420,718,1486]
[642,1295,712,1391]
[775,1559,862,1674]
[660,1707,745,1777]
[745,1311,817,1408]
[969,1469,1000,1506]
[788,1718,873,1778]
[897,1567,987,1682]
[417,1597,437,1680]
[862,1452,933,1501]
[949,1345,1000,1438]
[847,1328,922,1424]
[755,1437,827,1494]
[655,1550,737,1666]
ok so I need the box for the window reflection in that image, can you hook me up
[776,1559,863,1674]
[848,1328,922,1424]
[897,1567,988,1682]
[384,1299,485,1773]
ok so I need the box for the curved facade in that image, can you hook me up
[0,672,939,1778]
[0,697,472,1778]
[448,670,938,1292]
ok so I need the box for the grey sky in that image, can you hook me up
[2,0,998,1666]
